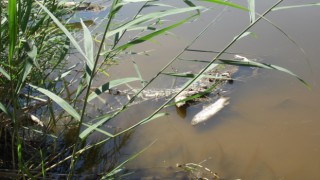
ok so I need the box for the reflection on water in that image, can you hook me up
[65,0,320,179]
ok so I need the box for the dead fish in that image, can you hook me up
[175,90,198,108]
[191,97,229,125]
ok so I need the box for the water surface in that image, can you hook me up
[78,1,320,179]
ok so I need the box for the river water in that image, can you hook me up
[73,0,320,179]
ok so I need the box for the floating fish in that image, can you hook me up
[191,97,229,125]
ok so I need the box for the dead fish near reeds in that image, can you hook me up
[191,97,229,125]
[174,72,233,108]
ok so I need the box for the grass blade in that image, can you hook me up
[0,102,10,116]
[81,19,95,84]
[233,31,255,40]
[103,7,203,41]
[109,0,124,18]
[16,58,33,93]
[8,0,17,64]
[81,122,115,138]
[218,58,309,87]
[132,60,145,87]
[163,72,231,80]
[183,0,200,14]
[113,15,197,52]
[36,1,89,63]
[0,66,11,80]
[39,150,45,179]
[79,114,114,139]
[247,0,255,23]
[21,0,33,32]
[163,72,196,78]
[29,84,81,121]
[272,3,320,11]
[81,19,94,71]
[201,0,249,11]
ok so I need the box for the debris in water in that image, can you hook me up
[29,114,44,127]
[191,97,229,125]
[234,54,250,62]
[175,90,199,108]
[176,162,220,179]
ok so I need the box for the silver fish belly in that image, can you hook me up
[191,97,230,125]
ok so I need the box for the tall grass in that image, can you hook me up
[1,0,72,176]
[0,0,311,178]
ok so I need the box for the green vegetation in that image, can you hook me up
[0,0,310,178]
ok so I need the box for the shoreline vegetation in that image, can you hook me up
[0,0,310,178]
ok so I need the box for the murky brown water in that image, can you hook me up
[80,0,320,179]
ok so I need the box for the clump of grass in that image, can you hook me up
[1,0,73,173]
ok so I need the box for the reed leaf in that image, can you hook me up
[54,64,78,81]
[16,58,33,93]
[218,58,309,87]
[272,3,320,11]
[21,0,33,32]
[163,72,231,80]
[0,102,10,116]
[163,72,196,78]
[81,19,95,84]
[40,150,45,178]
[74,75,86,101]
[81,19,94,71]
[8,0,17,64]
[132,61,145,87]
[36,1,89,63]
[233,31,254,40]
[103,7,203,41]
[28,84,81,121]
[201,0,249,11]
[247,0,255,23]
[183,0,197,8]
[79,114,114,139]
[183,0,200,14]
[144,3,174,8]
[113,15,197,52]
[26,44,40,68]
[88,77,141,102]
[81,122,115,139]
[109,0,124,18]
[0,66,11,80]
[16,44,38,93]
